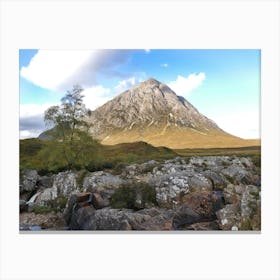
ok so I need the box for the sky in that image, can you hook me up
[19,49,260,139]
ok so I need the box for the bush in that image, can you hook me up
[110,182,157,210]
[47,196,68,212]
[33,204,53,214]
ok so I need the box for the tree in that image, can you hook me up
[42,85,98,170]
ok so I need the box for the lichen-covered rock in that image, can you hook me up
[149,172,212,207]
[83,171,124,192]
[82,171,124,202]
[123,160,159,177]
[216,204,240,230]
[34,171,78,203]
[53,171,77,197]
[221,164,254,185]
[216,184,261,230]
[20,169,39,194]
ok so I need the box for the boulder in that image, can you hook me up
[150,172,212,207]
[83,171,124,203]
[123,160,159,177]
[216,204,240,230]
[202,170,228,190]
[66,204,174,231]
[53,171,77,197]
[83,171,123,191]
[20,200,28,212]
[63,192,95,227]
[221,164,254,185]
[37,176,54,189]
[172,206,201,229]
[138,208,174,230]
[216,185,261,230]
[181,191,224,219]
[20,169,39,197]
[35,171,78,203]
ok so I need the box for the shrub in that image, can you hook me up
[110,182,157,210]
[33,204,53,214]
[47,196,68,212]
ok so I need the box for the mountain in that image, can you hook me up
[85,78,259,149]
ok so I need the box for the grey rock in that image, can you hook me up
[216,204,240,230]
[83,171,123,192]
[67,205,174,231]
[172,206,201,229]
[123,160,159,177]
[20,169,39,193]
[217,184,261,230]
[35,171,78,203]
[20,200,28,212]
[37,176,54,189]
[149,172,212,207]
[53,171,77,197]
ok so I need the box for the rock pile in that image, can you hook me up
[19,155,261,231]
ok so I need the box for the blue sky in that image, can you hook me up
[19,49,260,139]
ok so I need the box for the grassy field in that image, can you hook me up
[20,138,261,175]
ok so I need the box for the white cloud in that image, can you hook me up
[20,50,132,91]
[160,63,168,68]
[114,76,144,94]
[210,111,260,139]
[144,49,151,53]
[82,86,111,110]
[167,73,206,97]
[20,103,58,139]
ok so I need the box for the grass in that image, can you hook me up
[20,138,177,174]
[20,138,261,175]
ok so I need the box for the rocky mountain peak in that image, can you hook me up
[87,78,220,136]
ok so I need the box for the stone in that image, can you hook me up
[20,169,39,193]
[202,170,228,190]
[150,171,212,207]
[139,209,174,230]
[34,171,78,203]
[63,193,94,227]
[221,165,254,185]
[19,212,65,230]
[216,204,240,230]
[172,206,201,229]
[37,176,54,189]
[186,220,220,230]
[181,191,223,219]
[83,171,123,192]
[53,171,77,197]
[20,200,28,213]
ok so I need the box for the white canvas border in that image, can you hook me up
[0,0,279,279]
